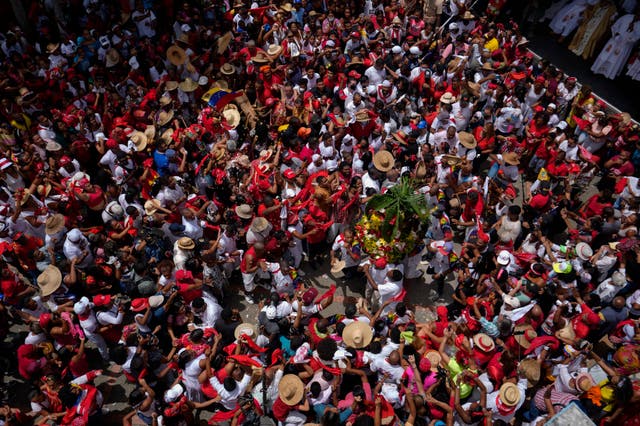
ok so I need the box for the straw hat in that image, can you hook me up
[472,333,495,352]
[502,152,520,166]
[143,199,159,216]
[519,359,541,388]
[439,92,456,104]
[235,204,253,219]
[392,130,408,145]
[105,48,120,68]
[37,265,62,296]
[221,63,236,75]
[144,125,156,142]
[373,150,395,172]
[575,242,593,261]
[331,259,346,273]
[166,45,187,66]
[424,350,442,371]
[179,78,198,93]
[555,325,576,343]
[343,321,373,348]
[458,131,477,149]
[223,106,241,129]
[462,10,475,19]
[498,382,521,409]
[280,2,293,12]
[157,110,174,127]
[514,324,537,349]
[355,109,370,123]
[46,43,60,54]
[279,375,305,406]
[217,32,233,55]
[177,237,195,250]
[234,322,259,340]
[267,44,283,58]
[250,217,271,233]
[161,128,174,143]
[251,51,272,64]
[45,214,65,235]
[165,81,179,91]
[130,131,148,152]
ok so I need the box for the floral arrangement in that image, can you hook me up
[354,178,428,263]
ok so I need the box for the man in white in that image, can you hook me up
[74,297,109,361]
[364,58,386,86]
[132,2,157,39]
[591,12,640,79]
[191,294,222,328]
[209,369,253,411]
[364,267,403,314]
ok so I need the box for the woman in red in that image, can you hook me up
[580,188,613,219]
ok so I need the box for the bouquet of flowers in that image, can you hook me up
[354,178,428,263]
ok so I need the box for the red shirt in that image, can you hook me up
[272,397,295,421]
[528,193,550,211]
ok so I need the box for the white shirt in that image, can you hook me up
[210,374,252,410]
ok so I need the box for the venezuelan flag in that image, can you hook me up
[202,87,242,111]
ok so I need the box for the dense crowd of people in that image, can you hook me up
[0,0,640,425]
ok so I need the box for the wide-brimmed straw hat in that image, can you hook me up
[514,324,537,348]
[234,322,259,340]
[458,131,477,149]
[343,321,373,348]
[251,51,272,64]
[330,259,346,273]
[217,32,233,55]
[38,265,62,296]
[424,350,442,371]
[221,63,236,75]
[278,375,305,406]
[519,359,541,388]
[157,110,174,127]
[250,217,271,233]
[179,78,198,93]
[166,45,187,66]
[497,382,521,410]
[45,214,65,235]
[235,204,253,219]
[267,44,283,58]
[473,333,495,352]
[130,131,148,151]
[223,105,241,128]
[373,150,395,172]
[503,152,520,166]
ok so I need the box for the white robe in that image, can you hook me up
[591,14,640,79]
[549,0,589,37]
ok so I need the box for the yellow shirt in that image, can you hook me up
[484,37,499,52]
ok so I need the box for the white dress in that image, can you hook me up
[626,56,640,81]
[549,0,589,37]
[592,14,640,79]
[182,354,205,402]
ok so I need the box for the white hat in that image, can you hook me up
[409,46,421,55]
[67,228,83,244]
[381,80,391,88]
[575,242,593,261]
[128,56,140,70]
[0,158,12,170]
[164,383,184,403]
[312,153,321,162]
[73,296,91,315]
[98,36,110,49]
[391,45,402,54]
[325,40,335,47]
[265,305,277,320]
[198,76,209,86]
[95,132,106,142]
[547,103,556,110]
[497,250,511,266]
[449,22,459,30]
[181,24,191,32]
[556,121,568,130]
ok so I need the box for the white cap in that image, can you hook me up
[382,80,391,88]
[547,103,556,110]
[164,384,184,403]
[497,250,511,265]
[265,305,277,320]
[73,296,91,315]
[95,132,106,141]
[181,24,191,32]
[128,56,140,70]
[312,154,321,162]
[198,76,209,85]
[325,40,335,47]
[409,46,421,55]
[391,45,402,54]
[67,228,83,244]
[556,121,568,130]
[449,22,459,30]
